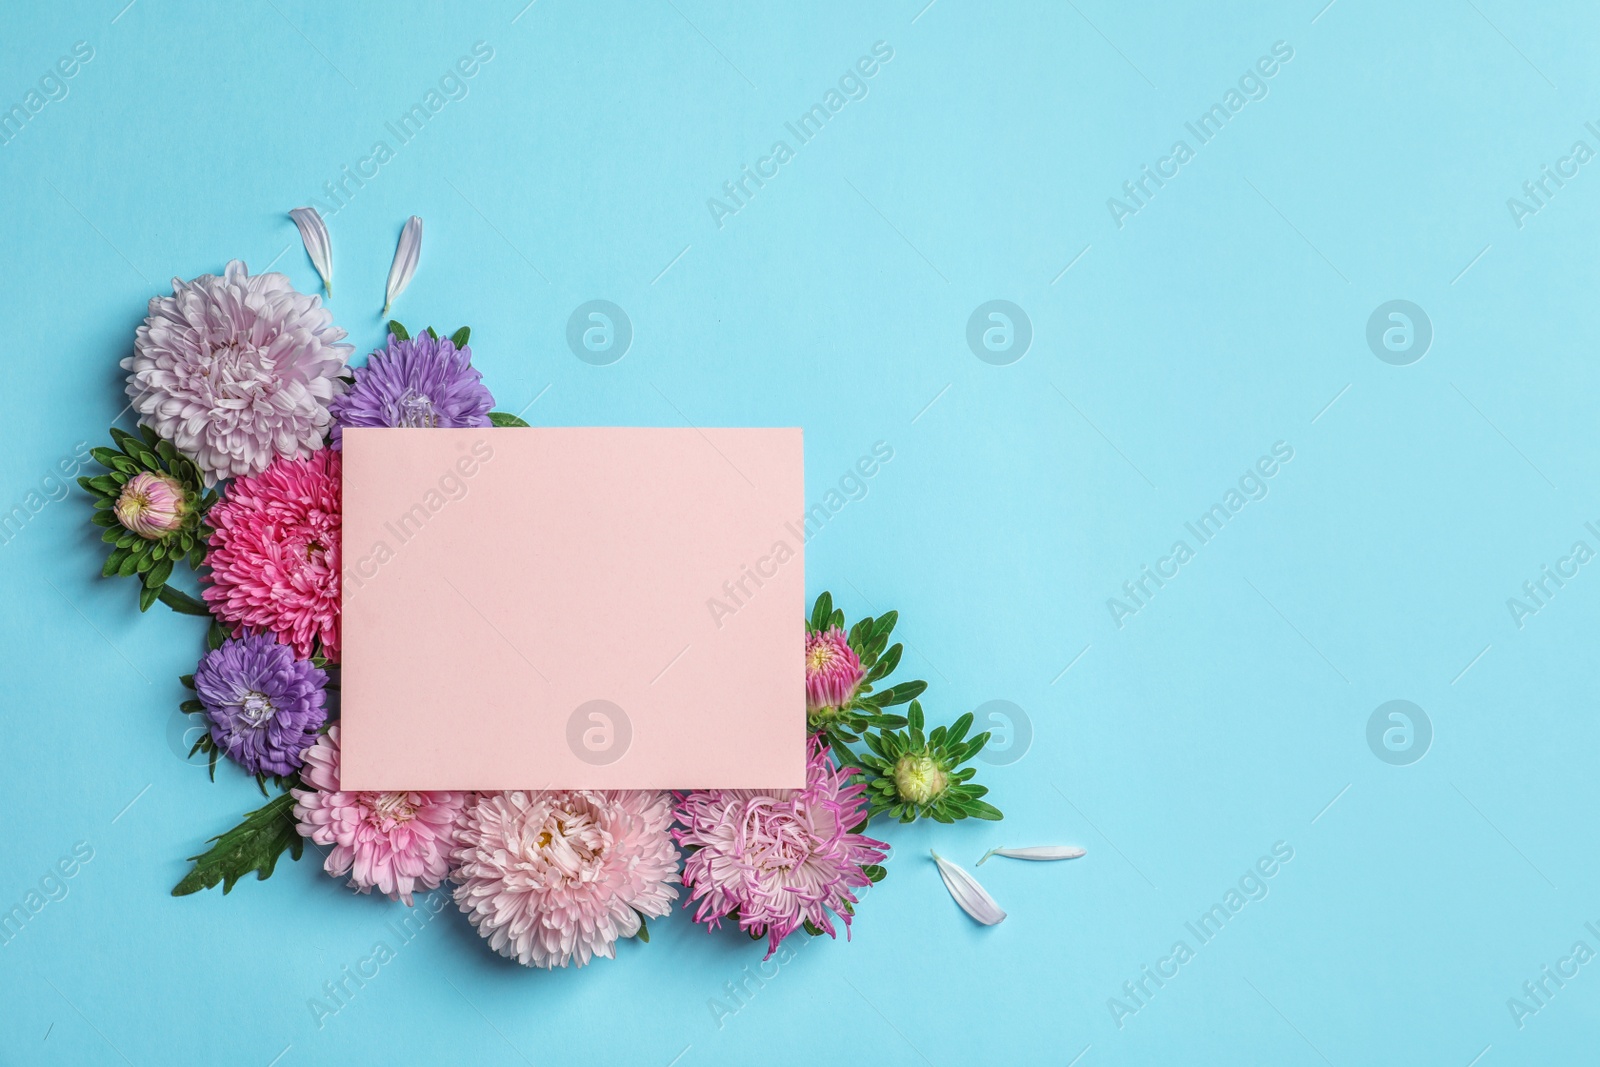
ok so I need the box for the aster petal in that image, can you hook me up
[382,215,422,316]
[288,207,333,295]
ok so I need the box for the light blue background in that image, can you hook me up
[2,1,1596,1064]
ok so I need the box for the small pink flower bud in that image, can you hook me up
[114,471,186,539]
[804,627,866,714]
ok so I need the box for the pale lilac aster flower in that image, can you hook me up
[122,260,351,485]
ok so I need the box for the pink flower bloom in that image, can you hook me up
[452,790,679,969]
[675,736,887,957]
[291,724,467,905]
[122,260,351,486]
[114,471,186,539]
[203,448,341,661]
[805,626,865,713]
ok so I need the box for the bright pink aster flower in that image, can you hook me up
[452,790,680,969]
[675,736,887,957]
[805,626,866,713]
[291,724,468,905]
[203,448,341,661]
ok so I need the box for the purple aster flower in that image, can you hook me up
[193,633,329,777]
[329,331,494,447]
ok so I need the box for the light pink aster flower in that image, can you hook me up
[203,448,340,661]
[675,736,887,957]
[452,790,679,969]
[805,626,866,714]
[291,725,467,905]
[114,471,186,539]
[122,260,351,485]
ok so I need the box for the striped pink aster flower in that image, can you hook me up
[675,736,887,957]
[805,626,865,714]
[291,725,468,905]
[203,448,341,661]
[452,790,679,969]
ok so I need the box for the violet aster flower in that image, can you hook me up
[122,260,351,486]
[329,331,494,447]
[192,632,328,777]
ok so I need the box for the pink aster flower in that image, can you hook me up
[805,626,866,713]
[452,790,679,969]
[114,471,187,539]
[675,736,887,957]
[203,448,341,661]
[122,260,351,486]
[291,724,468,905]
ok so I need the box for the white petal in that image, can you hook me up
[288,207,333,295]
[978,845,1086,865]
[383,215,422,315]
[931,850,1005,925]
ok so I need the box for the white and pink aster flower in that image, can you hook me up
[290,725,468,905]
[675,737,887,957]
[452,790,679,969]
[122,260,351,485]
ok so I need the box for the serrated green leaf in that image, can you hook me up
[172,790,303,896]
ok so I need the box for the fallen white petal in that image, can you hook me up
[383,215,423,315]
[978,845,1087,865]
[288,207,333,295]
[931,850,1005,925]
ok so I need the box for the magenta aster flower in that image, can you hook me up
[805,626,866,714]
[203,448,341,661]
[291,725,468,905]
[329,330,493,448]
[674,736,887,957]
[122,260,351,485]
[452,790,679,969]
[114,471,187,539]
[193,632,327,776]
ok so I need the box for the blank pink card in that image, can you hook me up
[339,427,805,791]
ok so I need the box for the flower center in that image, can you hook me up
[893,754,948,806]
[521,805,609,885]
[366,792,418,828]
[807,645,836,671]
[238,690,276,728]
[397,389,439,428]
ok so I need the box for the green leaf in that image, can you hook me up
[145,557,174,589]
[809,591,833,633]
[171,791,305,896]
[387,320,410,341]
[425,326,438,340]
[864,864,887,883]
[138,424,160,449]
[102,547,129,577]
[180,699,205,714]
[907,700,924,731]
[119,551,142,577]
[138,582,160,612]
[450,326,471,348]
[965,800,1004,821]
[157,585,212,617]
[180,674,196,690]
[87,474,121,495]
[877,680,927,707]
[207,620,227,649]
[488,411,531,428]
[635,913,650,943]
